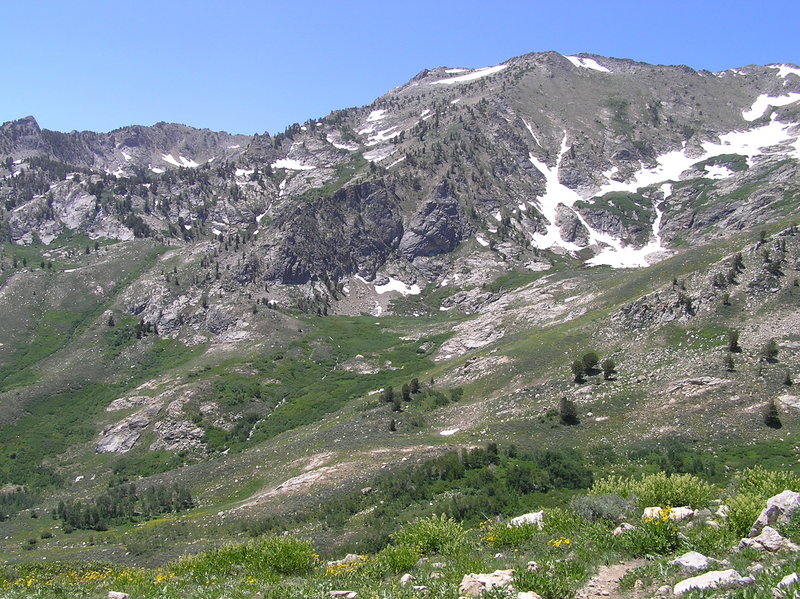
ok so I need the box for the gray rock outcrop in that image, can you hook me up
[749,490,800,536]
[399,193,468,260]
[670,551,711,573]
[673,569,755,596]
[459,569,516,596]
[738,526,798,552]
[96,403,161,453]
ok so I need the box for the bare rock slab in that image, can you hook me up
[673,569,754,596]
[459,569,515,596]
[749,490,800,536]
[739,526,798,552]
[670,551,711,573]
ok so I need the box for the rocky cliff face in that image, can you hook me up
[252,180,405,284]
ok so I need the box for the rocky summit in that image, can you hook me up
[0,51,799,599]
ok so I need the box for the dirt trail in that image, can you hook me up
[576,559,647,599]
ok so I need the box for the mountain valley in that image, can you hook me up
[1,51,800,598]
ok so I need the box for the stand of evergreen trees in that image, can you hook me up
[0,487,38,521]
[56,483,194,531]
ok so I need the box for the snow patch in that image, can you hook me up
[450,98,461,104]
[162,154,200,168]
[430,64,507,85]
[227,144,240,149]
[476,235,489,247]
[742,93,800,121]
[271,158,315,171]
[586,198,667,268]
[704,164,734,179]
[179,156,199,168]
[444,68,468,74]
[326,134,359,151]
[565,55,611,73]
[577,118,800,267]
[526,135,585,252]
[121,151,131,161]
[366,126,401,146]
[526,129,668,265]
[364,146,396,163]
[439,429,460,436]
[420,109,432,118]
[254,210,269,235]
[366,109,388,122]
[162,153,181,167]
[770,64,800,79]
[522,119,541,146]
[374,277,421,296]
[387,156,406,169]
[150,166,165,174]
[597,117,800,196]
[235,168,254,177]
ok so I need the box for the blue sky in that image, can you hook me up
[2,0,799,135]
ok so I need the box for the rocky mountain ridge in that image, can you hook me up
[2,52,799,301]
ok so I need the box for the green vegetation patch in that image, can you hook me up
[0,339,204,489]
[295,154,368,203]
[693,153,749,173]
[0,243,167,391]
[578,191,653,222]
[109,450,187,484]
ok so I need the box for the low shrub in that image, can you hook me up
[542,508,585,537]
[480,518,541,548]
[514,559,586,599]
[620,507,680,557]
[590,472,715,508]
[734,466,800,497]
[374,543,420,574]
[779,510,800,544]
[391,513,466,555]
[170,535,317,581]
[570,493,633,523]
[725,493,765,538]
[680,518,737,556]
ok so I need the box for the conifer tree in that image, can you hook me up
[761,338,779,362]
[727,330,741,353]
[559,397,579,425]
[764,399,782,429]
[571,360,585,383]
[601,358,616,380]
[723,353,735,372]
